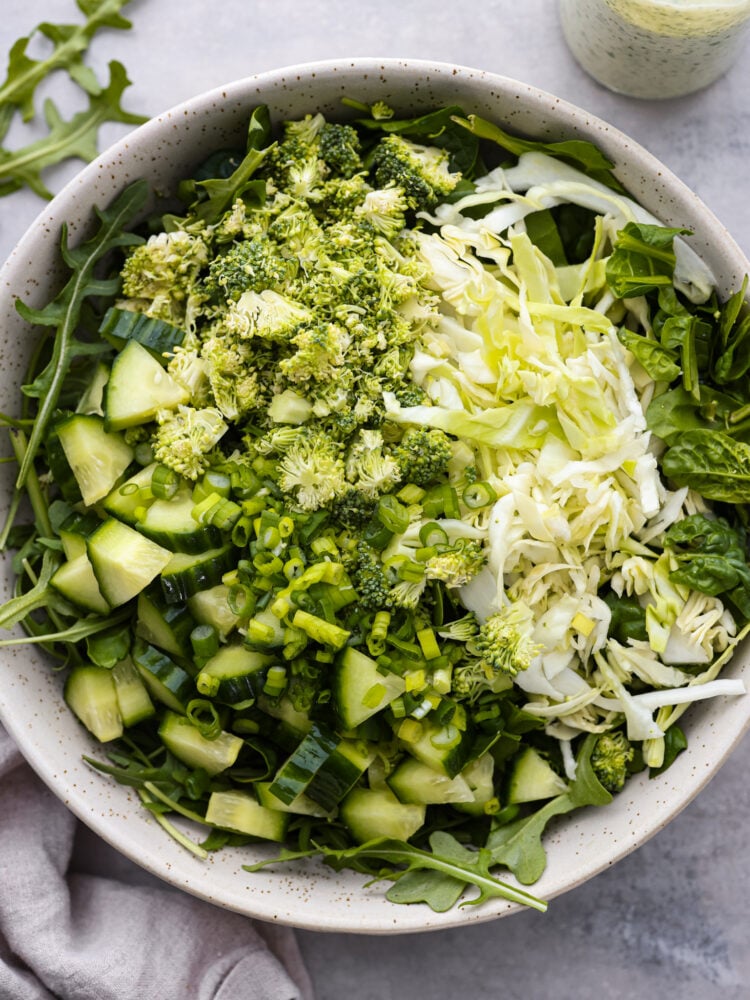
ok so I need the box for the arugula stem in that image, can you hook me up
[8,429,52,538]
[138,789,208,860]
[142,781,211,827]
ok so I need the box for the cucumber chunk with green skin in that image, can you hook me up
[205,790,289,842]
[56,414,134,506]
[138,484,221,553]
[401,717,473,778]
[255,781,331,818]
[99,306,185,355]
[453,753,497,815]
[132,639,194,712]
[188,584,240,640]
[159,710,243,775]
[58,509,101,560]
[334,646,406,729]
[161,545,235,604]
[269,725,373,812]
[196,644,271,702]
[136,587,195,657]
[340,786,425,844]
[51,554,110,614]
[506,746,568,804]
[256,694,312,742]
[112,657,155,726]
[102,463,158,526]
[104,339,190,430]
[64,665,123,742]
[87,519,172,608]
[387,757,474,805]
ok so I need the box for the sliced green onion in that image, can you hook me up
[190,624,219,659]
[419,522,449,547]
[232,515,254,547]
[263,665,287,698]
[151,464,180,500]
[186,698,222,740]
[134,442,154,466]
[228,583,255,618]
[416,627,441,661]
[291,609,350,649]
[377,495,410,534]
[397,483,426,505]
[462,481,498,510]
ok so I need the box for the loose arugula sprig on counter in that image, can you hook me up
[1,97,749,914]
[0,0,145,199]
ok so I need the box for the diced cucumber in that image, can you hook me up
[56,414,134,506]
[75,361,109,416]
[334,646,406,730]
[453,753,497,816]
[188,583,240,640]
[506,747,568,805]
[132,638,194,712]
[87,519,172,608]
[340,786,425,844]
[196,644,271,702]
[205,789,289,842]
[256,694,312,741]
[161,545,235,604]
[58,509,101,560]
[104,339,190,431]
[138,484,221,553]
[111,657,155,726]
[387,757,474,805]
[51,554,110,614]
[64,665,123,742]
[99,306,185,355]
[255,781,330,818]
[269,725,373,812]
[159,710,243,775]
[136,586,195,657]
[102,464,158,526]
[401,717,472,778]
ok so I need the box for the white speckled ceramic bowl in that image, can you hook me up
[1,59,749,934]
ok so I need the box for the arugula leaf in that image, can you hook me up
[244,833,548,913]
[0,0,134,120]
[452,113,623,190]
[0,60,147,200]
[661,429,750,503]
[605,222,690,299]
[487,734,611,885]
[14,179,148,488]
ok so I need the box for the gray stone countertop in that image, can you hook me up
[2,2,750,997]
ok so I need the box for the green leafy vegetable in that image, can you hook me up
[0,61,147,199]
[661,429,750,503]
[664,513,750,619]
[605,222,690,299]
[14,179,147,488]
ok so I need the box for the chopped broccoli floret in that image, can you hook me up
[120,230,209,327]
[348,541,393,612]
[201,335,265,420]
[425,540,486,588]
[471,601,540,678]
[355,186,408,239]
[391,426,453,487]
[330,488,379,532]
[153,405,228,480]
[370,134,461,212]
[590,730,635,794]
[437,612,480,643]
[277,429,346,511]
[204,237,294,302]
[318,122,363,179]
[279,321,351,384]
[451,658,509,702]
[345,429,402,498]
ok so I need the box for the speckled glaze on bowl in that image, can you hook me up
[1,59,749,934]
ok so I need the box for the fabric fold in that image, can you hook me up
[0,726,313,1000]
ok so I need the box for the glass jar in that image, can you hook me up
[560,0,750,98]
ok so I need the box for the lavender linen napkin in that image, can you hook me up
[0,726,314,1000]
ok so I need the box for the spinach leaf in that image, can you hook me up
[663,513,750,619]
[605,222,690,299]
[617,328,681,382]
[649,725,688,778]
[452,114,623,190]
[661,429,750,502]
[524,209,568,266]
[646,384,750,445]
[603,590,648,643]
[659,314,712,398]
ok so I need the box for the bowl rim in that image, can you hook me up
[1,56,749,933]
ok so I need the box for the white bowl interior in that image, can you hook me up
[1,58,749,933]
